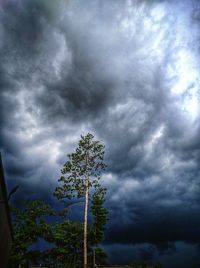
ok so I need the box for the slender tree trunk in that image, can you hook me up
[93,247,96,268]
[84,154,89,268]
[93,225,96,268]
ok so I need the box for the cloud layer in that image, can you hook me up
[1,0,200,266]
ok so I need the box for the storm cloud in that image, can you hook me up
[1,0,200,267]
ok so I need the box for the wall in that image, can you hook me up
[0,154,13,268]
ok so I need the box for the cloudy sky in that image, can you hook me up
[1,0,200,267]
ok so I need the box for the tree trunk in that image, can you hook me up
[93,247,96,268]
[93,224,96,268]
[84,154,89,268]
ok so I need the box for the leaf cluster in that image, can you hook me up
[90,187,108,246]
[54,133,106,200]
[9,200,54,267]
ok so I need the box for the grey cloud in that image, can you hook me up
[1,0,200,266]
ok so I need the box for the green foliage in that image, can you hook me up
[9,200,85,267]
[91,187,108,245]
[45,220,84,265]
[9,196,108,266]
[9,134,109,267]
[54,133,107,200]
[89,186,108,267]
[92,247,108,265]
[9,200,54,267]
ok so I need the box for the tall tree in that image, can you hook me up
[91,187,108,268]
[54,133,106,268]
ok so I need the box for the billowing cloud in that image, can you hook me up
[1,0,200,266]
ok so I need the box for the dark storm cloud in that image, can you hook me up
[104,242,200,267]
[1,0,200,266]
[106,205,200,244]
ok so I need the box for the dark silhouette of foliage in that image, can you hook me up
[90,186,108,267]
[9,200,54,267]
[45,220,84,266]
